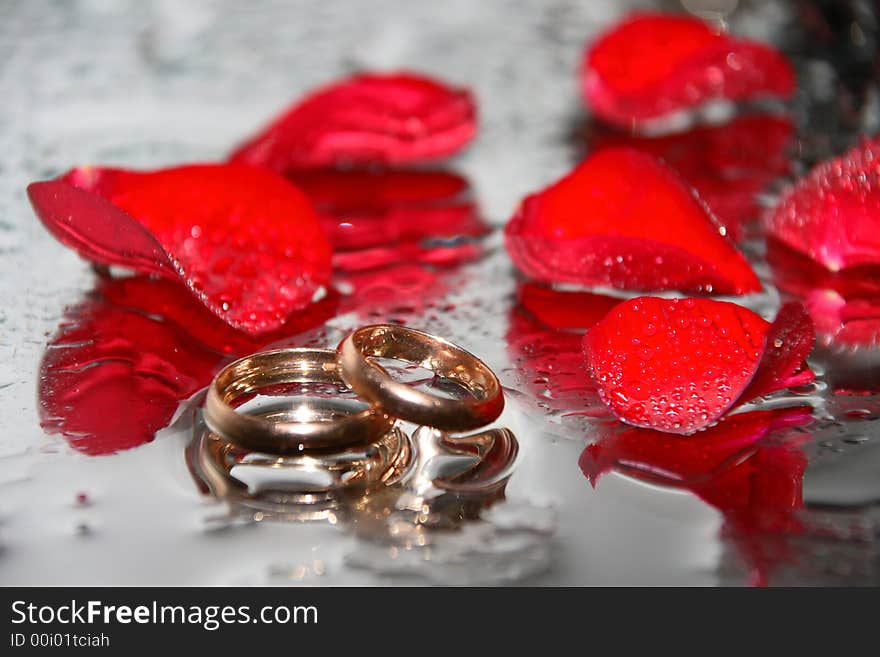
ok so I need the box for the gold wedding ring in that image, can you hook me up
[204,348,395,455]
[337,325,505,431]
[198,329,513,522]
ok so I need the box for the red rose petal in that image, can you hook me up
[582,12,795,127]
[289,168,489,270]
[582,297,768,433]
[743,302,815,399]
[583,298,816,432]
[580,406,811,586]
[504,147,761,295]
[229,72,477,171]
[98,275,339,355]
[39,275,338,456]
[766,137,880,271]
[588,114,794,240]
[28,164,333,335]
[24,175,174,277]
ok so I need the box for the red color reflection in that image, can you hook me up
[580,407,813,586]
[506,283,618,414]
[768,239,880,348]
[290,168,489,271]
[336,262,459,321]
[39,275,338,456]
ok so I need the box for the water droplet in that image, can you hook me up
[628,380,650,401]
[610,388,629,403]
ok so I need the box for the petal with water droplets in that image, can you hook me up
[27,164,333,335]
[581,12,795,127]
[588,114,794,240]
[583,297,766,433]
[765,137,880,271]
[743,302,815,399]
[582,297,816,433]
[504,148,761,295]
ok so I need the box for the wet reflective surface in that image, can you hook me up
[2,0,880,585]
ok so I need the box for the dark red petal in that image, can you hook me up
[588,114,794,240]
[766,239,880,347]
[28,164,333,335]
[743,302,815,399]
[582,297,769,433]
[766,137,880,271]
[289,168,489,270]
[25,177,174,277]
[516,282,622,330]
[504,147,761,295]
[229,72,477,171]
[581,12,795,126]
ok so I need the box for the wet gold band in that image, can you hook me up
[337,325,505,431]
[204,347,395,454]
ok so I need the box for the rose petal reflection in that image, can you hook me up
[506,283,615,415]
[39,274,338,455]
[580,407,813,586]
[767,239,880,391]
[289,168,490,271]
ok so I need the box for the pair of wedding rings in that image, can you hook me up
[201,325,505,494]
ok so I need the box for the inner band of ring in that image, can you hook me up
[336,325,505,431]
[204,347,395,454]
